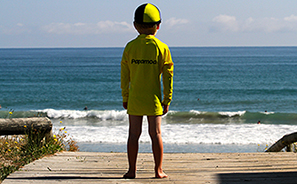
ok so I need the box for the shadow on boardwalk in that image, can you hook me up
[218,171,297,183]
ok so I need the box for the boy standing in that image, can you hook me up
[121,3,174,179]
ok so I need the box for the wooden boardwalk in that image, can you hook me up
[3,151,297,184]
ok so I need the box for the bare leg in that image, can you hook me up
[123,115,143,179]
[147,116,168,178]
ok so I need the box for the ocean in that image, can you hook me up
[1,47,297,153]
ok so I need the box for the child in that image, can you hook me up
[121,3,174,179]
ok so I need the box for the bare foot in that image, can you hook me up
[155,170,168,178]
[123,171,135,179]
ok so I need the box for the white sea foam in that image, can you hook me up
[40,109,128,121]
[260,111,275,115]
[44,109,296,147]
[218,111,246,117]
[52,120,296,146]
[189,110,203,114]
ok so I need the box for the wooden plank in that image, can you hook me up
[0,117,52,135]
[3,152,297,184]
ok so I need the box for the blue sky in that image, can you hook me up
[2,0,297,48]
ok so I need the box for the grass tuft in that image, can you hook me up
[0,127,78,181]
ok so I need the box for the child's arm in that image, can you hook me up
[121,52,130,108]
[161,49,174,111]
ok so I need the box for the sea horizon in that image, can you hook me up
[1,45,297,49]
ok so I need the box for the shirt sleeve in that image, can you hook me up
[121,50,130,102]
[162,48,174,105]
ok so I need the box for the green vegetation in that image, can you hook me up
[0,125,78,181]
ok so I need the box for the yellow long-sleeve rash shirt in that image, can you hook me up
[121,34,174,116]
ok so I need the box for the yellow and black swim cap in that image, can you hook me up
[134,3,161,24]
